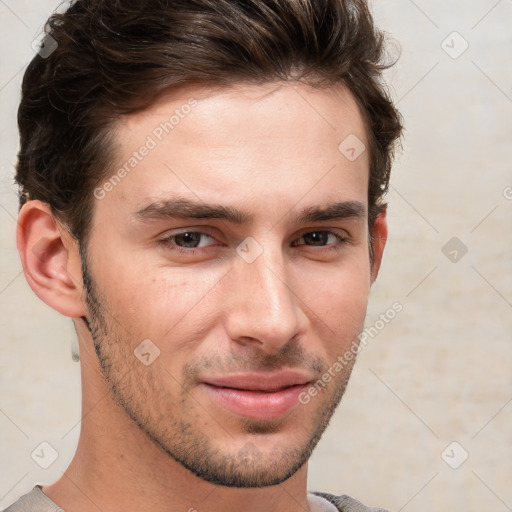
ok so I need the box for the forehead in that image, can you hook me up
[98,82,369,222]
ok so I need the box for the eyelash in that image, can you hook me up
[158,230,349,255]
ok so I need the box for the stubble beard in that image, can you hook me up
[80,248,357,488]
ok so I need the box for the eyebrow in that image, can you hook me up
[134,197,366,225]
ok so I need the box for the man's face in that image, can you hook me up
[82,82,379,487]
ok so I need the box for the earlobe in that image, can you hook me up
[16,200,87,318]
[370,211,388,283]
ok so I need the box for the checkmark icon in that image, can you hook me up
[134,339,160,366]
[441,441,468,469]
[441,32,469,59]
[31,442,59,469]
[236,237,263,263]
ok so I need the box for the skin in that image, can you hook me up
[17,81,387,512]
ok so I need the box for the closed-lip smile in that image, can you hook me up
[201,371,313,420]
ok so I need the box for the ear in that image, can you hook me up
[16,200,87,318]
[370,210,388,284]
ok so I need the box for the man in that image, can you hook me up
[5,0,402,511]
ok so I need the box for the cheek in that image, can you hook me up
[299,256,371,312]
[319,290,369,341]
[96,260,225,341]
[296,259,371,353]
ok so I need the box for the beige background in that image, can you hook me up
[1,1,511,511]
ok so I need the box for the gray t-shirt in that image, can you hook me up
[2,486,389,512]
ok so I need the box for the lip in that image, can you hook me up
[201,371,312,420]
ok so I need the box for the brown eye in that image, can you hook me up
[174,232,203,248]
[302,231,330,246]
[159,231,218,254]
[293,231,347,249]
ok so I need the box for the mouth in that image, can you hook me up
[201,371,312,420]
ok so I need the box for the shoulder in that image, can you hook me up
[1,487,64,512]
[313,491,390,512]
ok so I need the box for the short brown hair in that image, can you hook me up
[16,0,402,246]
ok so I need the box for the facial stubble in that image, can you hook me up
[79,246,358,488]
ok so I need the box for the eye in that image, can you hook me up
[292,230,348,251]
[158,231,218,254]
[157,228,349,257]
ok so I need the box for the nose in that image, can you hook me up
[223,245,307,353]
